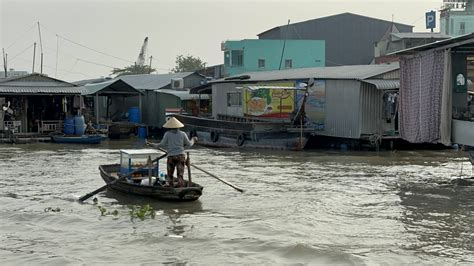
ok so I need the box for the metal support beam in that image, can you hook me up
[138,93,142,123]
[95,93,99,125]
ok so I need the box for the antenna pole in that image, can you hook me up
[32,42,37,73]
[55,34,59,77]
[2,48,7,78]
[37,21,44,74]
[149,56,153,73]
[279,19,291,70]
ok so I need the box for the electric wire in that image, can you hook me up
[39,23,134,64]
[4,22,37,50]
[10,56,93,78]
[8,43,35,63]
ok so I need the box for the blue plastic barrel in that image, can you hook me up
[128,107,141,123]
[63,117,75,135]
[74,115,86,136]
[137,126,147,138]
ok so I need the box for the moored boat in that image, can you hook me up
[51,134,103,144]
[176,114,308,151]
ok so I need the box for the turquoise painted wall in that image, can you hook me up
[441,13,474,36]
[223,39,325,76]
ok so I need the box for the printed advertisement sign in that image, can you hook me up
[243,82,295,118]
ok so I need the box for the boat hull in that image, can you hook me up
[51,135,102,144]
[99,164,203,201]
[176,114,308,151]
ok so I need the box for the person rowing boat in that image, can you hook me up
[146,117,197,187]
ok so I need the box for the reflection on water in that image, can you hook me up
[0,141,473,264]
[398,182,474,261]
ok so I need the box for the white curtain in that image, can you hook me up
[439,48,452,146]
[399,49,447,143]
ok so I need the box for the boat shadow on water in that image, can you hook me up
[102,189,204,215]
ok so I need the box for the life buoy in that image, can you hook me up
[237,133,245,146]
[210,131,219,142]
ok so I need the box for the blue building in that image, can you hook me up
[222,39,325,76]
[440,0,474,36]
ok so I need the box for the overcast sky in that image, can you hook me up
[1,0,442,82]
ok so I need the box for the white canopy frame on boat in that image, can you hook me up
[235,84,308,91]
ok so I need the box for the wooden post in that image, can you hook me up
[186,152,192,187]
[95,93,99,125]
[147,155,152,186]
[32,42,36,73]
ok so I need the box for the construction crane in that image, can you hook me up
[136,37,148,66]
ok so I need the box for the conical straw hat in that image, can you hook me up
[163,117,184,128]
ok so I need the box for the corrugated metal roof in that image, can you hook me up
[220,63,399,82]
[258,13,413,36]
[0,86,86,94]
[157,89,209,100]
[389,33,474,55]
[360,79,399,90]
[118,72,196,90]
[82,79,142,95]
[391,32,451,39]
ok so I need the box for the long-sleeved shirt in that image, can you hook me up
[152,129,194,156]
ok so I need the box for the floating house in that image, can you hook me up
[390,33,474,147]
[187,63,400,150]
[78,72,209,137]
[0,73,86,134]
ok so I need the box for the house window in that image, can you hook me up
[285,59,293,68]
[231,50,243,67]
[224,51,230,66]
[227,92,242,107]
[460,22,466,34]
[258,59,265,68]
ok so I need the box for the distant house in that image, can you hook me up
[374,28,451,64]
[222,39,325,76]
[0,69,29,78]
[440,0,474,36]
[193,63,400,148]
[117,72,208,130]
[76,72,209,136]
[0,73,86,133]
[258,12,413,66]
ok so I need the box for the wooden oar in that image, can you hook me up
[186,152,192,187]
[78,153,167,202]
[190,163,244,193]
[151,146,243,192]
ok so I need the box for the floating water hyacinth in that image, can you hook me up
[97,205,119,217]
[44,207,61,212]
[129,204,156,221]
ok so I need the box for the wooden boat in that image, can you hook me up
[94,149,203,201]
[175,114,308,151]
[51,134,103,144]
[99,164,203,201]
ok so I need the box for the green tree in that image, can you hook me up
[111,64,156,76]
[172,55,206,73]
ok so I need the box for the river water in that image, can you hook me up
[0,140,473,264]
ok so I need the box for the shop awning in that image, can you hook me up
[361,79,399,90]
[157,89,209,100]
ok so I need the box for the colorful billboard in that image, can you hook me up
[243,83,295,118]
[305,80,326,130]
